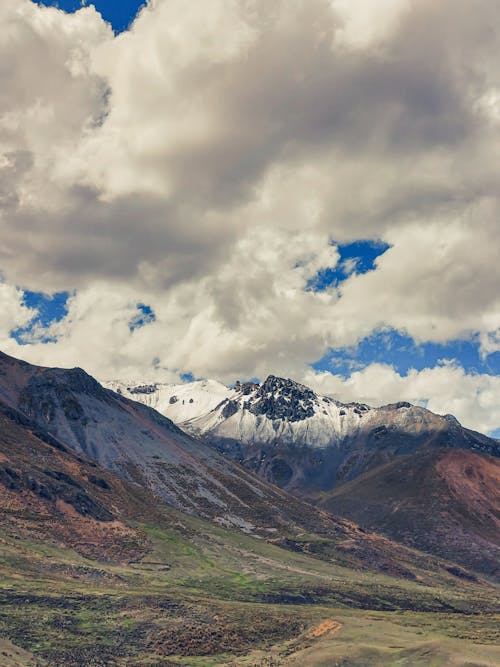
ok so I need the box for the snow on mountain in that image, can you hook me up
[105,378,232,424]
[105,375,454,450]
[106,375,357,447]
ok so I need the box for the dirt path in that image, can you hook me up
[306,619,343,639]
[236,547,337,580]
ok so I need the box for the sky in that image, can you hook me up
[1,0,500,436]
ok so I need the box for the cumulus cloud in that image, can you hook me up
[0,280,34,336]
[331,0,410,49]
[1,0,500,431]
[304,363,500,435]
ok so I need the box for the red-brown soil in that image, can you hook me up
[322,448,500,578]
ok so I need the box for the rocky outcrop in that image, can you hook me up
[247,375,316,422]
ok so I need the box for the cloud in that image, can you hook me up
[331,0,410,49]
[0,0,499,431]
[0,280,34,335]
[304,362,500,435]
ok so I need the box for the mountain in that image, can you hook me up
[1,352,499,665]
[1,351,342,535]
[321,448,500,578]
[107,373,500,576]
[0,350,450,579]
[107,374,499,494]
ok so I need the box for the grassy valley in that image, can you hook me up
[0,502,499,666]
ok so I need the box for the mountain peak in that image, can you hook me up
[260,374,316,396]
[105,373,500,465]
[242,375,318,422]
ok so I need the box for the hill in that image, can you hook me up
[320,448,500,578]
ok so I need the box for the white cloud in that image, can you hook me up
[1,0,500,431]
[0,281,34,341]
[304,363,500,435]
[331,0,410,49]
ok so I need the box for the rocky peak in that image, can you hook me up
[443,413,461,427]
[259,375,316,398]
[245,375,317,422]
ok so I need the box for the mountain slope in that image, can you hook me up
[320,448,500,578]
[0,399,152,562]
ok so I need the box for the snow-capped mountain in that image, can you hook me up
[106,377,233,427]
[4,353,499,578]
[106,374,409,448]
[104,373,500,575]
[106,374,499,490]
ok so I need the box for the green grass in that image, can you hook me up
[0,512,498,666]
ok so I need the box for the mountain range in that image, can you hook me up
[0,350,457,576]
[108,374,500,576]
[0,350,499,666]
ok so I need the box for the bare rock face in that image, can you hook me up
[128,384,157,395]
[247,376,316,422]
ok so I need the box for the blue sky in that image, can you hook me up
[313,330,500,378]
[307,241,499,379]
[11,290,71,344]
[129,303,156,332]
[11,291,158,340]
[34,0,145,33]
[13,284,500,381]
[307,240,391,292]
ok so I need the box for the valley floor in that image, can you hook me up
[0,513,498,667]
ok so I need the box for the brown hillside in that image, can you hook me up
[321,448,500,578]
[0,401,154,562]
